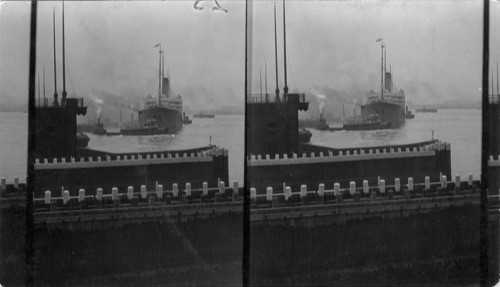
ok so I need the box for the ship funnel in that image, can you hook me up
[162,77,170,98]
[384,72,393,93]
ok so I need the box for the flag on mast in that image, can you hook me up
[154,43,160,48]
[376,38,383,42]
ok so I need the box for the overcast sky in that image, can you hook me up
[1,1,499,115]
[248,1,499,117]
[0,1,245,111]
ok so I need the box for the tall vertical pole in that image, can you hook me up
[381,41,384,100]
[158,45,162,106]
[260,68,262,97]
[497,62,499,96]
[162,51,165,97]
[282,0,288,96]
[492,70,494,97]
[53,8,58,106]
[274,3,280,101]
[265,61,268,96]
[37,71,40,102]
[27,1,38,284]
[384,47,387,91]
[43,65,46,101]
[62,0,67,106]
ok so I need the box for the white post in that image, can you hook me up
[127,186,134,200]
[266,187,273,201]
[78,189,85,202]
[172,184,178,198]
[186,183,192,197]
[112,187,118,201]
[441,175,447,188]
[157,184,164,199]
[395,178,401,192]
[455,174,460,189]
[63,190,70,204]
[219,181,225,194]
[408,177,414,191]
[379,179,385,194]
[250,188,256,199]
[300,185,307,198]
[349,181,356,195]
[203,182,208,196]
[44,190,51,205]
[285,186,291,200]
[318,184,325,197]
[363,180,369,194]
[334,183,340,196]
[96,188,103,201]
[425,176,430,189]
[141,185,147,199]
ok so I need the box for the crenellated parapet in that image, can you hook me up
[34,147,229,170]
[248,141,450,166]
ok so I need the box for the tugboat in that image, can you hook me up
[120,119,169,136]
[193,112,215,119]
[405,106,415,118]
[416,106,438,113]
[314,113,329,130]
[182,111,192,124]
[342,113,391,131]
[361,39,406,129]
[138,45,183,134]
[91,117,107,135]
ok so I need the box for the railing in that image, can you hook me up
[35,98,84,108]
[246,93,306,104]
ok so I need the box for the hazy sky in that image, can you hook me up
[0,1,245,111]
[1,1,499,115]
[248,1,499,117]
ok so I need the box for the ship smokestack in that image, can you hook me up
[282,0,288,96]
[274,3,280,101]
[61,0,67,106]
[52,8,59,106]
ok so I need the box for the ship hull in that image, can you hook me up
[138,107,182,134]
[361,102,405,129]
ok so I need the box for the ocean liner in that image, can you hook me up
[138,46,183,134]
[361,39,406,129]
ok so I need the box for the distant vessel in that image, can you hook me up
[138,46,183,134]
[416,106,438,113]
[182,112,192,124]
[91,118,107,135]
[343,114,391,131]
[298,129,312,143]
[314,113,329,130]
[193,112,215,119]
[361,40,405,129]
[405,106,415,119]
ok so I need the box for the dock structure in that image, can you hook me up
[0,174,498,285]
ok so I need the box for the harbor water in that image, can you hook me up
[0,109,480,182]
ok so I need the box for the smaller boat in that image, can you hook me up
[193,112,215,119]
[76,133,90,147]
[92,118,107,135]
[314,113,330,131]
[182,112,192,124]
[342,114,391,131]
[405,106,415,119]
[298,129,312,143]
[416,106,438,113]
[120,119,169,136]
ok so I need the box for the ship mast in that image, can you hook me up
[162,51,165,98]
[38,71,40,102]
[157,44,162,106]
[282,0,288,97]
[265,61,268,98]
[260,68,263,96]
[62,0,67,106]
[43,65,46,102]
[497,61,499,96]
[274,3,280,101]
[53,8,59,106]
[380,39,384,100]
